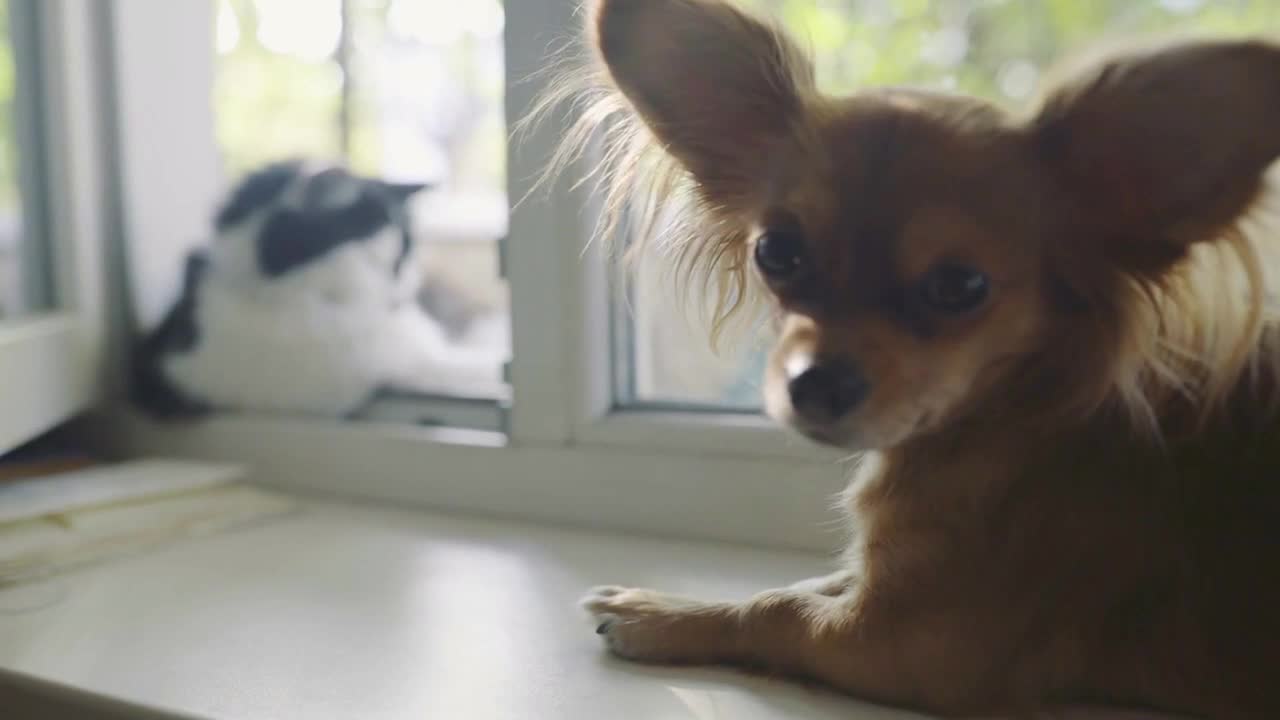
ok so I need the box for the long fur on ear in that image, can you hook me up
[589,0,814,199]
[522,0,814,342]
[1029,38,1280,433]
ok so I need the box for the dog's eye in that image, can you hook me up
[754,230,806,281]
[921,263,989,314]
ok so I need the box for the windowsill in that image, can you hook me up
[0,494,905,720]
[98,409,852,553]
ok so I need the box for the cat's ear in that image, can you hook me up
[215,160,304,230]
[379,181,431,204]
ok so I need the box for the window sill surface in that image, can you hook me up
[0,496,913,720]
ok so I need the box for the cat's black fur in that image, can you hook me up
[214,159,300,231]
[132,249,213,418]
[214,160,425,278]
[248,163,424,277]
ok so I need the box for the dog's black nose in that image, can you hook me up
[788,361,869,422]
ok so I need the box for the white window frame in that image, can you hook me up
[104,0,851,552]
[0,0,109,454]
[504,0,844,463]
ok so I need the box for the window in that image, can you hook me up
[0,0,50,321]
[139,0,1275,429]
[619,0,1280,412]
[143,0,515,427]
[0,0,109,454]
[103,0,514,425]
[106,0,1280,548]
[621,237,769,411]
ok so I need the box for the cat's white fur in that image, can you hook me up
[161,169,507,416]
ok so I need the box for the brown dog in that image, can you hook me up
[547,1,1280,717]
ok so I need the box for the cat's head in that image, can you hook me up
[212,159,430,285]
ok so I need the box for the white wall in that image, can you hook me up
[109,0,223,330]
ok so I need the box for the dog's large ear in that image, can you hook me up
[1032,39,1280,270]
[590,0,814,204]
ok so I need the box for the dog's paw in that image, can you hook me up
[580,585,718,663]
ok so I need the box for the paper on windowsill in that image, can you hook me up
[0,459,246,526]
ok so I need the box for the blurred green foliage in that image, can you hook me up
[216,0,1277,192]
[216,0,506,187]
[215,0,347,174]
[0,0,17,209]
[739,0,1278,103]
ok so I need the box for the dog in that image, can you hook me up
[542,1,1280,717]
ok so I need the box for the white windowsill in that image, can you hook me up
[98,410,853,553]
[0,495,917,720]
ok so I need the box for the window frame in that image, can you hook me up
[0,0,109,454]
[103,0,850,551]
[560,207,839,461]
[502,0,842,462]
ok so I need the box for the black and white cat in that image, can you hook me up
[135,160,507,417]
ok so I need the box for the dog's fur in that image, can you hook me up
[546,1,1280,717]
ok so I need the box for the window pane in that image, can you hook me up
[216,0,347,170]
[182,0,509,421]
[627,250,766,411]
[0,0,50,321]
[343,0,510,364]
[624,0,1279,411]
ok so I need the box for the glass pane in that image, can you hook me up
[188,0,509,420]
[625,0,1279,411]
[627,249,766,410]
[215,0,346,169]
[344,0,509,364]
[0,0,50,321]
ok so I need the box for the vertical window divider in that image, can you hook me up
[336,0,354,160]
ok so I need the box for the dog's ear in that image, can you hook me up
[590,0,814,204]
[1032,39,1280,270]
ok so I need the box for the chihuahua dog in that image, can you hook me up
[547,0,1280,717]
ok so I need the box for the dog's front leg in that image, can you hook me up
[583,585,848,669]
[786,569,857,596]
[582,583,988,713]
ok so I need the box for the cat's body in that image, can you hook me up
[135,161,505,418]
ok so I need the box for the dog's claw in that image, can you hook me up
[579,587,709,662]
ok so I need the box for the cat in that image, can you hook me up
[134,160,507,418]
